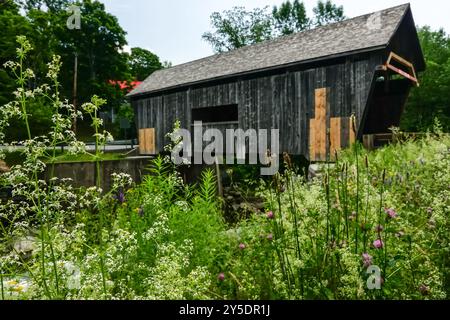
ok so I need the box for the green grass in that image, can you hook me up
[3,150,125,166]
[2,135,449,300]
[50,152,125,163]
[3,151,25,167]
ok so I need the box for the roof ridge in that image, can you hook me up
[232,3,411,55]
[160,3,410,72]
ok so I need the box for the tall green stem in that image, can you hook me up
[355,143,360,255]
[93,108,108,298]
[18,51,54,298]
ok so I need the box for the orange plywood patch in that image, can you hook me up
[315,88,327,121]
[310,88,329,161]
[139,128,156,155]
[309,119,317,161]
[309,88,358,161]
[330,117,341,158]
[349,118,356,145]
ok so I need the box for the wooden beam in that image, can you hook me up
[386,64,419,84]
[148,128,156,154]
[309,119,317,161]
[330,117,341,157]
[316,88,327,161]
[385,51,419,86]
[363,134,375,150]
[387,52,414,69]
[139,129,146,154]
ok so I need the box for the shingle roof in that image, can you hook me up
[128,4,410,97]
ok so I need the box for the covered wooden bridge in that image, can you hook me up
[128,4,425,162]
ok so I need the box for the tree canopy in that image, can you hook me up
[402,27,450,132]
[129,47,163,81]
[312,0,345,26]
[202,6,273,53]
[0,0,165,140]
[17,0,74,12]
[52,0,130,103]
[0,1,31,106]
[1,0,165,102]
[272,0,310,36]
[202,0,346,52]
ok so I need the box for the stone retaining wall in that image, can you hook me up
[43,157,154,191]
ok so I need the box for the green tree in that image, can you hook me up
[52,0,130,102]
[202,6,274,52]
[162,61,173,69]
[0,1,32,106]
[129,47,163,81]
[25,8,62,85]
[17,0,73,12]
[0,2,57,142]
[203,1,345,53]
[1,0,135,139]
[272,0,310,36]
[312,0,345,26]
[402,27,450,132]
[12,0,131,105]
[0,3,57,141]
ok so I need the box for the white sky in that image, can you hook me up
[99,0,450,65]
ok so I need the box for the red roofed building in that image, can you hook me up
[109,80,142,92]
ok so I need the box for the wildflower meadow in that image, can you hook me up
[0,36,449,301]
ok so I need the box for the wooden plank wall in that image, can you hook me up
[132,53,381,159]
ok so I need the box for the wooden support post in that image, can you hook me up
[363,134,375,150]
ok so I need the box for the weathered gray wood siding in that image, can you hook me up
[132,53,382,157]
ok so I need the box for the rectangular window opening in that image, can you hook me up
[192,104,238,124]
